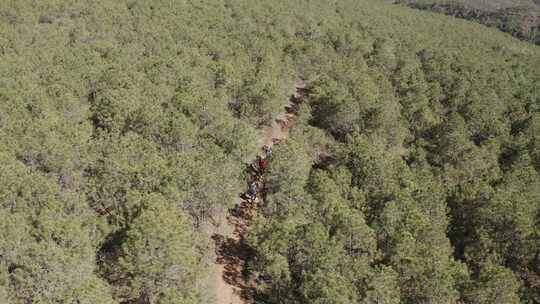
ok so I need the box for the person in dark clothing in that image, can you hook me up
[247,181,257,199]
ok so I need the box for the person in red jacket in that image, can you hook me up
[258,156,268,173]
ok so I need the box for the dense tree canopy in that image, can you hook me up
[0,0,539,303]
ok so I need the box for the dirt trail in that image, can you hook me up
[210,81,305,304]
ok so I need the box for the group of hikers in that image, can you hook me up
[245,145,272,202]
[242,83,305,204]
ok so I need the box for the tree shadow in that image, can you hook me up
[211,197,259,301]
[212,230,256,301]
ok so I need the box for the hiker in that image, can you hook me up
[250,156,262,173]
[258,156,269,173]
[263,145,273,159]
[247,181,257,200]
[255,175,266,197]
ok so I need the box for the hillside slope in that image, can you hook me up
[0,0,539,303]
[391,0,540,44]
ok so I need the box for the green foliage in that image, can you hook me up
[245,0,539,302]
[0,0,539,302]
[463,262,521,304]
[0,151,113,304]
[363,266,401,304]
[263,135,313,217]
[115,195,204,303]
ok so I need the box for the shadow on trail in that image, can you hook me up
[212,234,256,300]
[211,201,258,300]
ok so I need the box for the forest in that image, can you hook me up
[0,0,539,303]
[390,0,540,45]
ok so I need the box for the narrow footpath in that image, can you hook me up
[210,81,306,304]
